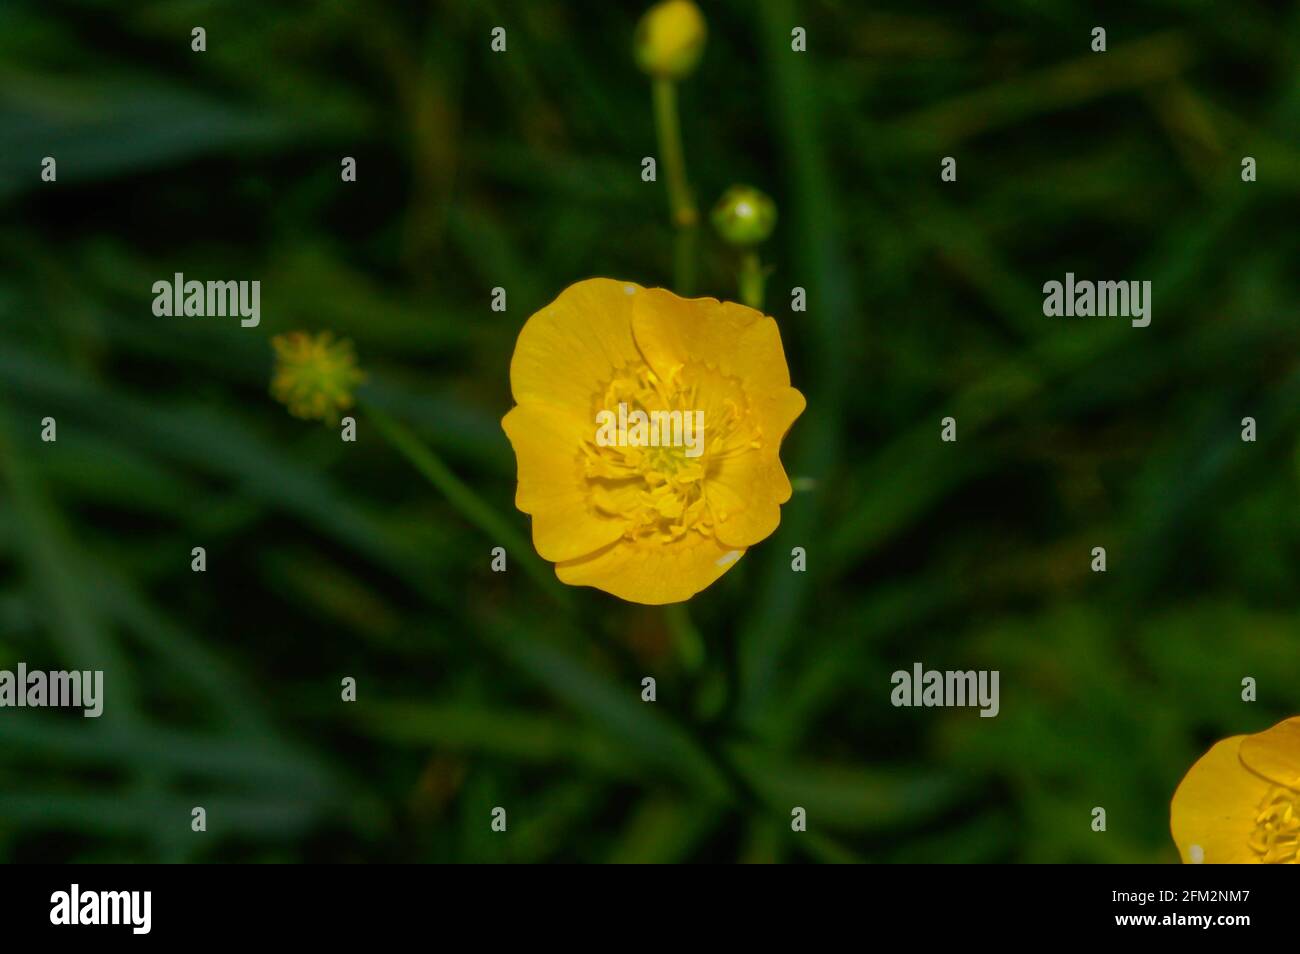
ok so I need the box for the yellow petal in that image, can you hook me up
[707,450,790,548]
[1170,736,1273,863]
[556,533,744,605]
[502,404,627,562]
[509,278,645,414]
[1239,716,1300,788]
[753,385,807,449]
[631,289,792,393]
[631,290,805,448]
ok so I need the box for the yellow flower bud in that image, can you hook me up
[634,1,707,80]
[270,331,365,424]
[711,185,777,247]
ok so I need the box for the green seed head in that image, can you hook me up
[270,331,366,424]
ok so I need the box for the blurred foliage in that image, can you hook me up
[1,0,1298,863]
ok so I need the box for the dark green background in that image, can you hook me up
[1,0,1298,862]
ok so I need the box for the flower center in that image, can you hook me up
[1249,785,1300,863]
[583,360,757,543]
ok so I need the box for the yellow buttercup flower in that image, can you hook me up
[270,331,365,424]
[502,279,805,604]
[1170,716,1300,863]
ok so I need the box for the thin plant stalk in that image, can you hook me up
[365,401,570,607]
[738,250,765,311]
[666,603,705,675]
[652,77,699,294]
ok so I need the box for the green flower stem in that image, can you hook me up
[364,401,570,608]
[672,226,699,298]
[738,250,765,311]
[652,77,698,294]
[665,602,705,675]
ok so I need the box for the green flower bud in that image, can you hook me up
[711,185,777,247]
[634,1,707,80]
